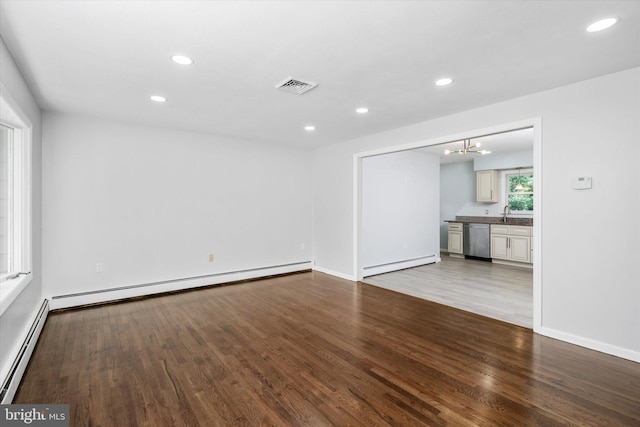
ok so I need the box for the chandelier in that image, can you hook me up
[444,139,491,155]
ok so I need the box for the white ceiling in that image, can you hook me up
[419,127,534,164]
[1,1,638,148]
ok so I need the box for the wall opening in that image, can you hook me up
[353,118,542,331]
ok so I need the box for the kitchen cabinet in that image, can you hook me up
[447,222,463,257]
[491,234,509,259]
[490,225,532,264]
[476,170,499,202]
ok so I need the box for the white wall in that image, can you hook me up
[0,37,43,387]
[439,161,475,249]
[361,150,439,270]
[312,67,640,361]
[42,112,312,306]
[474,150,533,171]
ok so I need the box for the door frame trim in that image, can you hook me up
[353,117,542,330]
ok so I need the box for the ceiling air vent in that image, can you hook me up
[275,76,318,95]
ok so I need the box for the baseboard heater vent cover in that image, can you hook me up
[0,299,49,403]
[49,261,312,310]
[362,254,439,277]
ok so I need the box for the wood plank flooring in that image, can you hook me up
[364,255,533,327]
[15,271,640,426]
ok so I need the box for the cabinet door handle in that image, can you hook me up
[507,237,510,248]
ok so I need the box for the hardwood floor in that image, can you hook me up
[364,255,533,327]
[15,272,639,426]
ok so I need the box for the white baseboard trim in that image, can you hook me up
[1,299,49,403]
[362,254,439,277]
[49,261,312,310]
[312,266,356,282]
[536,326,640,363]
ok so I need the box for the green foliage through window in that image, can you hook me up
[507,173,533,211]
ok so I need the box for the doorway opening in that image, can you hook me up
[353,118,541,330]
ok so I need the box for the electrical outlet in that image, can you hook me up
[208,254,214,262]
[301,243,305,250]
[96,262,104,273]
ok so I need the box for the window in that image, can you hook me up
[1,124,11,275]
[505,168,533,212]
[0,86,32,316]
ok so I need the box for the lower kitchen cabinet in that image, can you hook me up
[490,225,532,264]
[447,222,463,256]
[491,234,509,259]
[508,235,531,263]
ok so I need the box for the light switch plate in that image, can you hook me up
[572,176,592,190]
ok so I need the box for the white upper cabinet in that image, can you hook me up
[476,170,499,202]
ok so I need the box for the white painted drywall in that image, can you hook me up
[0,36,43,388]
[361,150,439,269]
[474,150,533,171]
[312,67,640,360]
[439,161,475,249]
[42,112,312,301]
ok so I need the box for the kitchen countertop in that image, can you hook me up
[445,216,533,226]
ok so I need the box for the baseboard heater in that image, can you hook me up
[362,254,440,277]
[1,299,49,404]
[50,261,312,310]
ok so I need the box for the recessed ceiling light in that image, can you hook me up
[586,17,618,32]
[304,125,315,131]
[171,55,194,65]
[356,107,369,114]
[435,78,453,86]
[150,95,166,102]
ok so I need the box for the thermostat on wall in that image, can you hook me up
[572,176,592,190]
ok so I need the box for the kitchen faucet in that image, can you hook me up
[503,205,511,223]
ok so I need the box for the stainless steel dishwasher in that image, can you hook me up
[463,223,491,259]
